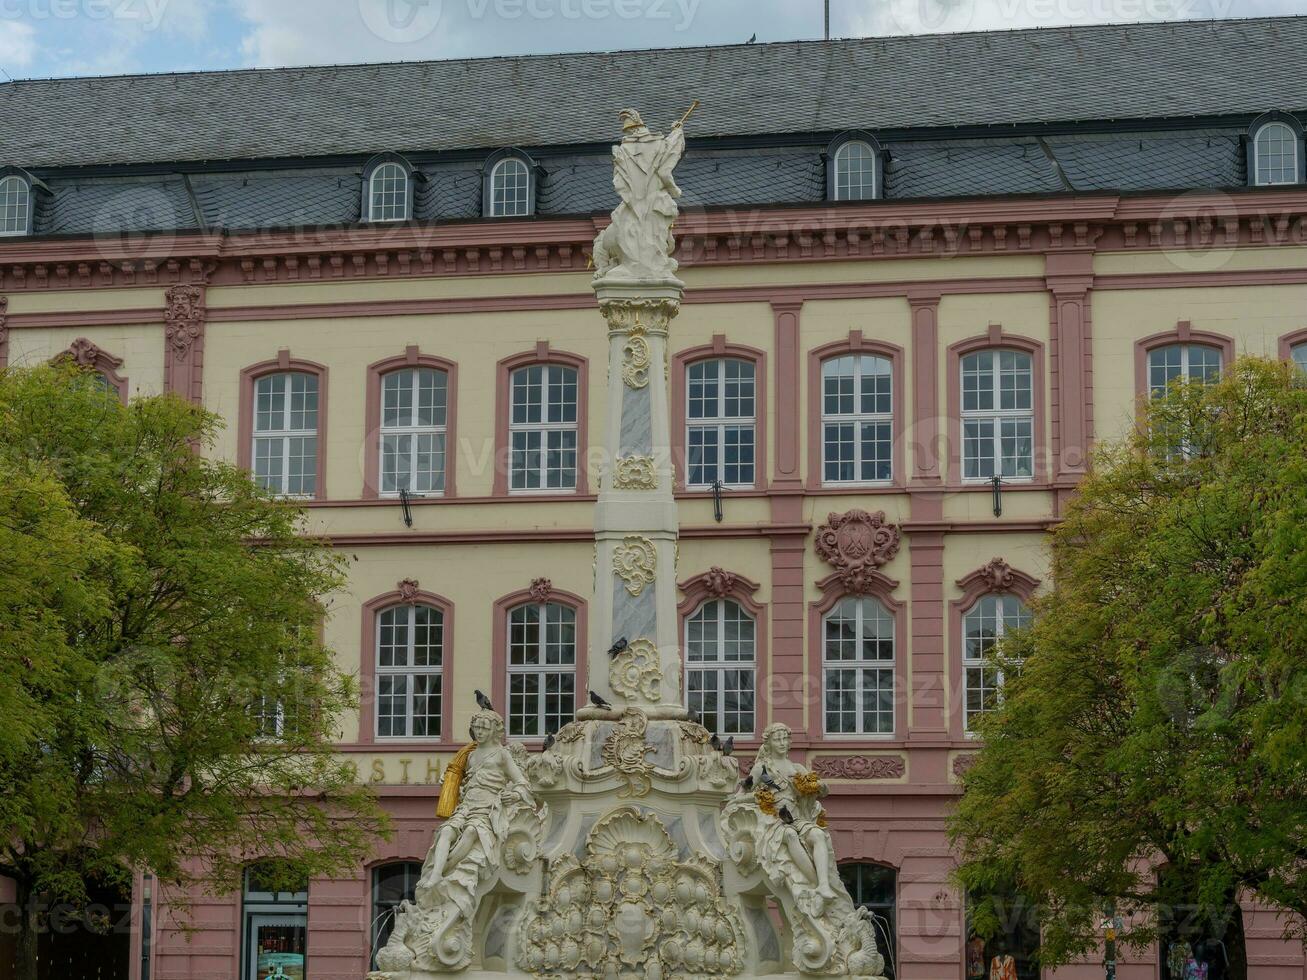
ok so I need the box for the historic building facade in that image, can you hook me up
[1,15,1306,980]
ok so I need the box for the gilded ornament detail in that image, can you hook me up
[613,454,656,490]
[612,535,657,596]
[609,637,662,703]
[621,324,651,388]
[601,708,656,798]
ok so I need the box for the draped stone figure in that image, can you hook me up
[591,108,687,285]
[369,710,545,977]
[721,723,888,978]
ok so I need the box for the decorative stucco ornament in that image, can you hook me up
[368,709,546,977]
[609,637,662,703]
[621,320,652,388]
[591,107,690,285]
[613,454,657,489]
[163,283,205,358]
[601,707,656,798]
[517,806,745,978]
[612,534,657,596]
[814,509,902,594]
[720,722,888,978]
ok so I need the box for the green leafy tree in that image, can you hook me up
[949,357,1307,980]
[0,365,386,980]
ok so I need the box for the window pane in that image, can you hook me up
[963,419,995,480]
[492,158,530,217]
[370,162,409,221]
[0,176,31,235]
[836,141,876,201]
[1256,122,1298,186]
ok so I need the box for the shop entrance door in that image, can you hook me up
[245,913,306,980]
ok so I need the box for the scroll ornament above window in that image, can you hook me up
[814,509,902,594]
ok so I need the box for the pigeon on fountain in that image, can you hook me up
[475,689,493,711]
[710,733,722,752]
[722,735,734,756]
[607,636,628,657]
[589,690,613,710]
[542,732,556,751]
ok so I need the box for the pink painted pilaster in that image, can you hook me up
[907,530,947,738]
[771,302,803,490]
[0,296,8,368]
[1046,253,1095,481]
[163,283,206,404]
[768,493,808,731]
[907,291,942,484]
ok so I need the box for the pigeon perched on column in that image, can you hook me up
[607,637,628,657]
[589,690,613,710]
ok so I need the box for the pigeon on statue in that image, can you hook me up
[722,735,735,756]
[759,767,782,791]
[607,637,628,657]
[475,689,493,711]
[542,732,556,752]
[710,733,722,752]
[778,805,795,825]
[589,690,613,710]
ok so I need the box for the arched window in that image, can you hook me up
[509,363,578,492]
[821,353,893,485]
[242,863,307,980]
[1291,342,1307,375]
[962,593,1031,732]
[822,596,895,736]
[960,348,1034,482]
[380,367,449,496]
[507,601,577,737]
[371,861,422,968]
[252,371,320,498]
[840,863,898,979]
[0,173,32,236]
[686,357,756,489]
[489,156,531,217]
[375,603,444,738]
[1253,120,1300,186]
[365,158,412,222]
[685,598,756,735]
[1147,343,1222,399]
[833,140,878,201]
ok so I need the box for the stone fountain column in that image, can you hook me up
[586,282,686,720]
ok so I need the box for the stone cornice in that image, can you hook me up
[0,191,1301,291]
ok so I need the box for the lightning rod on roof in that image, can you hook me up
[824,0,830,40]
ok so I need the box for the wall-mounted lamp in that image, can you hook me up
[399,487,414,528]
[712,480,726,523]
[990,475,1003,518]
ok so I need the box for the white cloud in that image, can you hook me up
[0,19,37,70]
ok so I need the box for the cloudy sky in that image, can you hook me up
[0,0,1301,79]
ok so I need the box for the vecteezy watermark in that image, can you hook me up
[0,0,171,31]
[358,0,700,43]
[357,0,445,44]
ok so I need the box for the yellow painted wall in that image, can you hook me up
[6,322,167,396]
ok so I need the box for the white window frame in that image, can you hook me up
[686,357,756,489]
[821,596,896,738]
[375,603,444,739]
[490,157,531,217]
[368,161,410,222]
[821,353,894,487]
[506,602,577,739]
[833,141,877,201]
[379,367,448,497]
[509,363,579,493]
[0,175,31,237]
[684,598,757,736]
[1253,122,1299,187]
[962,593,1031,734]
[1147,343,1223,399]
[252,371,319,499]
[960,349,1034,483]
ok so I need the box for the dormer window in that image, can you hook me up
[1248,113,1304,187]
[362,154,415,223]
[826,131,884,202]
[483,149,536,218]
[0,171,33,236]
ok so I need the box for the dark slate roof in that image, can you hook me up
[2,16,1306,169]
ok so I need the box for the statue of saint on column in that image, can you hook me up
[592,106,693,285]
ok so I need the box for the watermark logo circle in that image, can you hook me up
[358,0,444,44]
[1159,189,1238,274]
[884,0,975,34]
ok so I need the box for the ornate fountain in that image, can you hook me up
[366,107,887,980]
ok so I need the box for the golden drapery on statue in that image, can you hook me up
[436,743,474,818]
